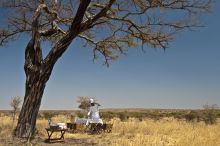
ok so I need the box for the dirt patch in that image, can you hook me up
[0,137,99,146]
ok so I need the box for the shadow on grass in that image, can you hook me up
[42,137,98,146]
[0,137,98,146]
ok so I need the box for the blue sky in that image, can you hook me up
[0,2,220,110]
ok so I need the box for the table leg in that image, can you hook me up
[46,130,54,142]
[60,130,66,140]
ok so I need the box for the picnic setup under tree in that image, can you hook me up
[44,97,112,142]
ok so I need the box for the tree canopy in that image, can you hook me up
[0,0,212,66]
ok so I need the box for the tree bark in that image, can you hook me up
[14,5,55,137]
[14,77,46,138]
[14,39,53,138]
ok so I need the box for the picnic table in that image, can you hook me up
[45,128,67,143]
[66,122,113,134]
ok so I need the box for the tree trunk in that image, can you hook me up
[13,0,87,138]
[14,39,53,138]
[14,72,49,138]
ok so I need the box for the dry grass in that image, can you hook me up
[0,115,220,146]
[0,116,14,143]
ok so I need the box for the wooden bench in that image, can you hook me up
[45,128,67,143]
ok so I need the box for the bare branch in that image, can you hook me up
[70,0,91,31]
[43,0,92,69]
[0,0,213,66]
[82,0,116,29]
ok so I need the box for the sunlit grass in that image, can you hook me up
[0,115,220,146]
[0,116,15,146]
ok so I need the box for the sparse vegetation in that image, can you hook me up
[77,96,92,112]
[118,112,129,121]
[202,104,218,125]
[0,109,220,146]
[10,96,22,127]
[75,111,85,118]
[184,111,198,122]
[100,111,115,121]
[41,112,56,120]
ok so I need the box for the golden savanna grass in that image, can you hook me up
[0,115,220,146]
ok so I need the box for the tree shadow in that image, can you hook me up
[40,137,98,146]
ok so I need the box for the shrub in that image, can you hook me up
[42,112,56,120]
[133,113,144,121]
[203,111,217,125]
[77,96,91,111]
[185,111,197,122]
[216,111,220,118]
[118,112,129,121]
[100,112,115,120]
[202,104,218,125]
[146,112,163,121]
[10,96,22,126]
[37,112,44,119]
[203,113,216,125]
[70,114,75,122]
[76,112,84,118]
[169,111,186,120]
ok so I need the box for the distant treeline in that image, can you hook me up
[1,108,219,125]
[37,109,220,125]
[100,110,220,124]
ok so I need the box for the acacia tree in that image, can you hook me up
[10,96,22,127]
[77,96,92,111]
[0,0,212,138]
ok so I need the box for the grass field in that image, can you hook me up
[0,112,220,146]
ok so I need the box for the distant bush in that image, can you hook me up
[37,113,44,119]
[100,112,116,120]
[100,111,145,121]
[133,113,144,121]
[70,113,76,122]
[10,96,22,126]
[185,111,197,122]
[202,104,218,125]
[146,112,163,121]
[168,111,186,120]
[76,112,85,118]
[118,112,129,121]
[216,111,220,118]
[42,112,56,120]
[77,96,91,111]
